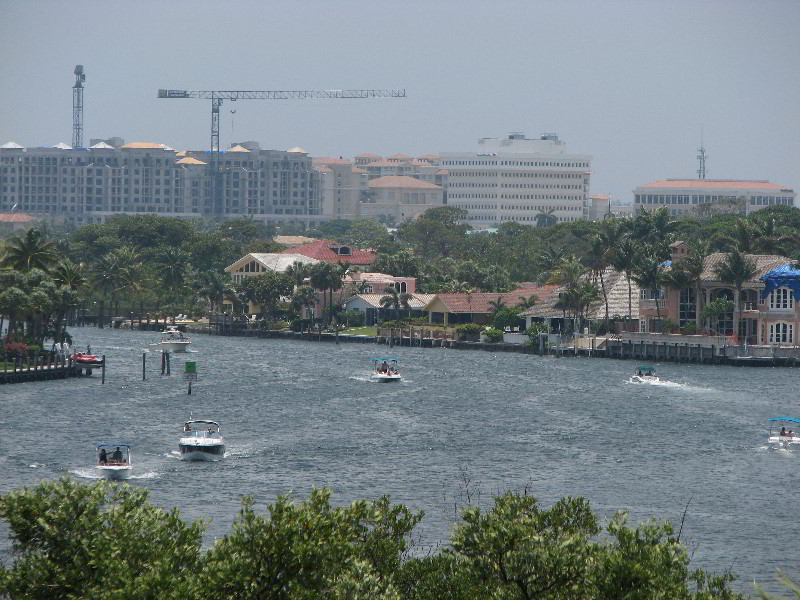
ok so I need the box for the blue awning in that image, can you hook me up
[768,418,800,424]
[760,263,800,299]
[96,443,130,447]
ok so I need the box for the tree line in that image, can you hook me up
[2,477,794,599]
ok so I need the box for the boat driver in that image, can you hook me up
[112,447,123,462]
[98,448,108,464]
[381,361,389,373]
[781,426,787,437]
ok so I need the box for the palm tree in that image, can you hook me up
[1,228,58,272]
[714,218,760,253]
[91,252,131,327]
[536,246,565,284]
[534,208,557,228]
[517,294,539,310]
[309,262,341,326]
[379,286,412,322]
[52,259,87,291]
[678,244,709,332]
[196,272,235,314]
[285,261,310,288]
[290,285,318,331]
[713,249,757,344]
[754,218,795,255]
[612,237,638,326]
[632,252,665,327]
[589,221,624,330]
[488,296,507,316]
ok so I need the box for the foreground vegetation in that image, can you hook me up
[4,478,796,599]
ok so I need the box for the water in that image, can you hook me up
[1,328,797,591]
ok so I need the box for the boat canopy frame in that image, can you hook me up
[185,420,220,427]
[768,418,800,424]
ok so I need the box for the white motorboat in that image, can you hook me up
[95,444,132,480]
[157,326,191,352]
[630,365,660,383]
[179,420,225,461]
[370,358,402,383]
[767,418,800,449]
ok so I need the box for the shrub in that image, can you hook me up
[681,322,698,335]
[455,323,483,333]
[341,310,365,327]
[483,329,504,343]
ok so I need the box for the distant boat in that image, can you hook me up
[156,326,191,352]
[631,365,659,383]
[370,358,402,383]
[95,443,132,480]
[767,418,800,449]
[74,353,103,366]
[179,420,225,461]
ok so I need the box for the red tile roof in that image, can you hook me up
[368,175,442,190]
[355,152,383,159]
[0,213,35,223]
[312,156,353,165]
[282,239,376,265]
[365,160,406,168]
[639,179,792,191]
[428,287,547,313]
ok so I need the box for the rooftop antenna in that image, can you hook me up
[697,128,707,180]
[72,65,86,148]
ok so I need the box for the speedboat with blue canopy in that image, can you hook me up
[631,365,659,383]
[767,418,800,449]
[95,443,132,479]
[370,358,402,383]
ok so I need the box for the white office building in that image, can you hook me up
[440,133,592,228]
[633,179,795,216]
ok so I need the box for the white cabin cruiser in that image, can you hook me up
[95,444,132,480]
[370,358,402,383]
[630,365,659,383]
[179,420,225,460]
[767,418,800,449]
[157,326,191,352]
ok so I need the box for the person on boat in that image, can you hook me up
[380,361,389,373]
[781,426,787,437]
[184,423,192,432]
[790,430,795,438]
[98,448,107,464]
[111,447,123,462]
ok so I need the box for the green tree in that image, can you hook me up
[380,285,412,322]
[700,297,735,334]
[492,306,523,330]
[0,228,57,272]
[309,262,343,325]
[632,252,666,325]
[342,219,395,251]
[612,237,639,325]
[372,249,420,278]
[51,259,87,291]
[0,478,204,600]
[451,491,599,599]
[237,271,293,322]
[713,249,757,343]
[291,285,318,329]
[398,207,469,259]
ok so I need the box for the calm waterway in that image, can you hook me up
[0,328,797,591]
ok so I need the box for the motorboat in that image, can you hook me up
[767,418,800,449]
[179,420,225,461]
[370,358,402,383]
[630,365,659,383]
[74,353,103,366]
[95,443,132,479]
[157,326,191,352]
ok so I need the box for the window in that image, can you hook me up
[769,322,793,344]
[679,287,696,326]
[769,287,794,310]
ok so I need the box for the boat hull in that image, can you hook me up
[631,375,659,383]
[159,341,191,352]
[370,374,402,383]
[96,465,132,480]
[178,443,225,461]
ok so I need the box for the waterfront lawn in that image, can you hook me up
[342,326,378,336]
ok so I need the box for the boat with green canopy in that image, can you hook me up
[631,365,659,383]
[767,418,800,449]
[370,358,402,383]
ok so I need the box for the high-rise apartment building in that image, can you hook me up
[440,133,591,228]
[0,140,325,227]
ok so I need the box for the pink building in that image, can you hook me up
[638,241,800,345]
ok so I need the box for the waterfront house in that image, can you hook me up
[344,293,435,325]
[281,239,376,266]
[342,271,416,295]
[638,241,799,345]
[422,288,541,326]
[224,253,319,286]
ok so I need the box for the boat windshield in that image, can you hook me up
[96,444,129,466]
[636,365,656,375]
[183,420,221,437]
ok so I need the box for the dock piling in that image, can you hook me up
[101,355,106,384]
[142,352,146,380]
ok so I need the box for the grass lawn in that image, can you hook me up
[342,326,378,336]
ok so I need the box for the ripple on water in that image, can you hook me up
[0,330,797,593]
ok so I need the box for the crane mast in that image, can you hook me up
[157,88,405,215]
[72,65,86,148]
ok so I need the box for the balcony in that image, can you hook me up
[740,301,760,313]
[640,299,666,311]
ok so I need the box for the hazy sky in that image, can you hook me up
[2,0,798,204]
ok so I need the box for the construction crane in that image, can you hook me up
[72,65,86,148]
[157,88,405,214]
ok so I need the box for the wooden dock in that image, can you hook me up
[0,355,106,384]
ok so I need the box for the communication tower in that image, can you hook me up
[72,65,86,148]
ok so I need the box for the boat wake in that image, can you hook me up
[349,375,372,382]
[29,462,46,468]
[70,467,103,479]
[627,377,684,387]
